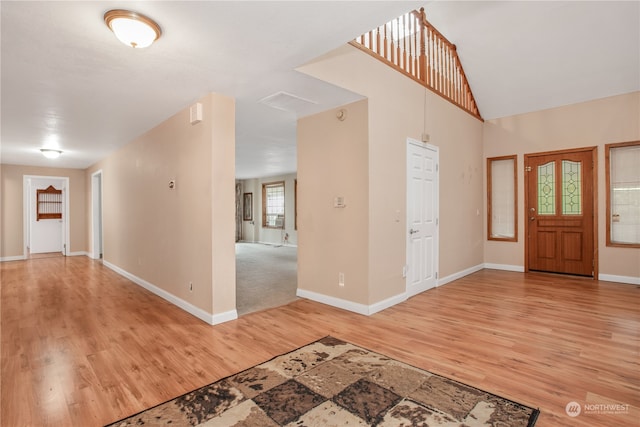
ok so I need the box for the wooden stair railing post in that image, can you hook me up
[418,7,427,85]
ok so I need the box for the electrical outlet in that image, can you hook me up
[339,272,345,287]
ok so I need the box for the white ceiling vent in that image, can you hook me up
[259,91,318,113]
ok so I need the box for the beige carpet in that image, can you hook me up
[235,243,298,316]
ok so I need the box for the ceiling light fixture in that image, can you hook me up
[40,149,63,159]
[104,9,161,49]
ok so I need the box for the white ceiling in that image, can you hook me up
[1,1,638,179]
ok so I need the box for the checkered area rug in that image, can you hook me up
[106,336,539,426]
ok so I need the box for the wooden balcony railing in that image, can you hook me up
[350,7,482,121]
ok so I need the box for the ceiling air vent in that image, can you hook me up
[258,91,318,113]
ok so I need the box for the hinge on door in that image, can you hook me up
[435,272,438,279]
[436,164,439,172]
[436,218,439,226]
[525,166,532,172]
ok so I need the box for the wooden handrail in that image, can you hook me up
[350,7,482,121]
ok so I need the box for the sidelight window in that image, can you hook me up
[606,141,640,247]
[487,155,517,241]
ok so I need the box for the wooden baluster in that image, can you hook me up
[388,21,393,63]
[440,44,445,94]
[412,14,417,78]
[408,15,415,77]
[404,14,409,72]
[444,45,448,95]
[448,47,453,98]
[383,23,388,60]
[442,44,446,95]
[376,26,381,56]
[430,29,435,89]
[428,31,432,89]
[424,26,429,86]
[455,55,459,103]
[455,63,460,106]
[434,36,438,92]
[444,45,449,96]
[395,18,401,68]
[433,38,441,91]
[401,15,405,71]
[449,49,454,99]
[458,63,463,106]
[420,10,427,85]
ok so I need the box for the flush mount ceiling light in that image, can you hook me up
[40,149,63,159]
[104,9,161,48]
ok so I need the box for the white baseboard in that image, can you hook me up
[296,288,370,315]
[67,251,89,257]
[298,264,490,316]
[598,273,640,285]
[1,251,88,261]
[0,255,26,262]
[103,261,237,325]
[483,263,525,272]
[296,288,407,316]
[438,263,484,286]
[368,292,408,315]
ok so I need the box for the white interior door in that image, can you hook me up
[406,139,439,297]
[29,178,64,254]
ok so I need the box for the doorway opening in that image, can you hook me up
[23,175,70,259]
[235,176,298,315]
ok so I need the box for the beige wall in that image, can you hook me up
[85,93,236,317]
[210,94,237,315]
[239,173,298,245]
[298,45,484,306]
[298,99,370,304]
[0,164,86,258]
[483,92,640,279]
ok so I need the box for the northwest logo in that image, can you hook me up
[565,401,581,417]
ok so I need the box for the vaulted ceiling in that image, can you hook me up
[1,1,638,179]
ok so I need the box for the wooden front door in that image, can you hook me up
[525,148,596,276]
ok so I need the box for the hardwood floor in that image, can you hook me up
[1,256,638,426]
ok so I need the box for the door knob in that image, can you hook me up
[529,216,535,222]
[409,229,419,234]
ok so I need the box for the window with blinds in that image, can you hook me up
[487,156,517,241]
[262,181,285,229]
[606,141,640,247]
